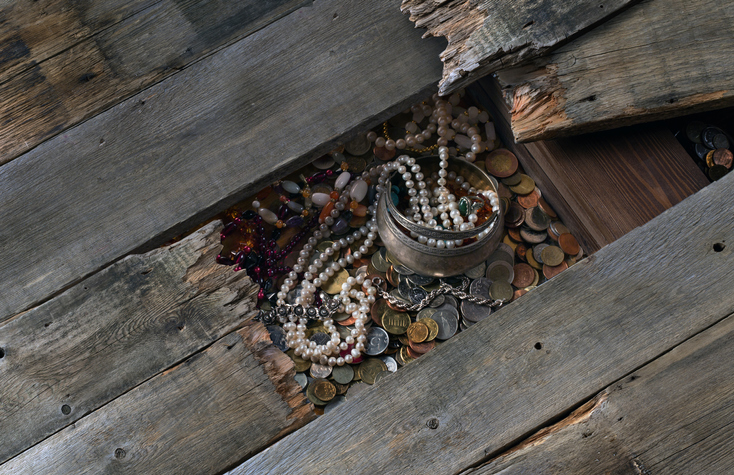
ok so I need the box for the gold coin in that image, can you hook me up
[359,358,387,384]
[420,317,439,341]
[406,321,429,343]
[345,155,367,173]
[398,334,410,346]
[502,234,518,252]
[489,281,514,301]
[381,308,411,335]
[530,268,540,287]
[312,379,337,402]
[321,268,350,295]
[540,246,565,267]
[525,248,543,270]
[306,382,328,406]
[509,175,535,195]
[706,149,716,168]
[287,350,312,373]
[399,346,416,365]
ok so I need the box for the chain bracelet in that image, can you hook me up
[376,276,505,312]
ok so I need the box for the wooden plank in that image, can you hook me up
[0,0,446,323]
[0,0,308,165]
[0,221,257,464]
[229,167,734,474]
[468,311,734,474]
[400,0,637,96]
[469,77,710,253]
[0,320,314,474]
[498,0,734,142]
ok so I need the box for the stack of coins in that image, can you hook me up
[679,121,733,181]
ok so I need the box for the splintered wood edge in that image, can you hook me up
[401,0,488,95]
[239,319,316,437]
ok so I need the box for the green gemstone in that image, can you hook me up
[459,197,471,216]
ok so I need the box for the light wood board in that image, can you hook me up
[469,78,710,253]
[0,0,307,165]
[0,221,257,464]
[498,0,734,142]
[0,0,446,323]
[401,0,636,95]
[0,320,314,474]
[229,168,734,474]
[468,311,734,474]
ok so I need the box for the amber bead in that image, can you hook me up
[329,191,340,200]
[350,200,359,209]
[340,162,349,171]
[319,201,335,223]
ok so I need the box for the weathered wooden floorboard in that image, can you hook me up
[498,0,734,142]
[467,311,734,474]
[0,221,258,465]
[400,0,637,95]
[0,0,446,324]
[469,78,710,253]
[0,0,307,165]
[229,167,734,474]
[0,320,314,474]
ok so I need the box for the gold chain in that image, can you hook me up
[383,122,439,154]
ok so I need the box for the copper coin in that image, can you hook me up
[312,379,336,402]
[406,321,429,343]
[508,227,523,242]
[406,346,422,359]
[336,314,357,326]
[548,222,570,240]
[512,263,535,288]
[543,261,569,279]
[713,149,733,169]
[515,243,528,261]
[485,149,519,178]
[505,202,525,228]
[408,339,436,354]
[517,189,540,208]
[374,146,396,161]
[558,233,581,256]
[512,288,529,301]
[371,299,389,326]
[538,197,557,218]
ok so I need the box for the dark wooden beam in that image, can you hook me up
[497,0,734,142]
[400,0,638,95]
[0,0,446,323]
[228,170,734,474]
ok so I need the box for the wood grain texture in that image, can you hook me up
[499,0,734,142]
[230,168,734,475]
[468,312,734,474]
[0,320,315,474]
[0,0,307,164]
[0,221,257,465]
[470,77,709,253]
[0,0,446,323]
[400,0,636,95]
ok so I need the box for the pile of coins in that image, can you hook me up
[218,94,583,415]
[679,121,733,181]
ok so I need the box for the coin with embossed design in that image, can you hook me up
[364,326,390,355]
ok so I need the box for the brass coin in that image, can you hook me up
[706,149,716,168]
[306,382,328,406]
[541,246,565,267]
[312,379,337,402]
[509,175,535,195]
[345,155,367,173]
[359,358,388,385]
[525,248,543,270]
[381,308,411,335]
[489,281,514,301]
[406,321,429,343]
[417,316,439,341]
[501,172,523,186]
[331,364,355,385]
[344,133,372,156]
[503,234,519,252]
[532,243,549,264]
[399,346,416,365]
[287,350,312,373]
[487,260,514,283]
[530,268,540,287]
[371,250,391,273]
[370,298,389,326]
[485,149,519,178]
[333,381,350,395]
[321,268,350,295]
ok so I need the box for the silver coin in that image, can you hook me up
[392,263,415,275]
[309,331,331,346]
[310,363,332,379]
[364,326,390,356]
[398,278,412,300]
[428,294,445,308]
[469,277,492,297]
[294,372,308,389]
[461,316,477,328]
[432,309,459,340]
[331,364,355,384]
[407,273,434,286]
[408,287,428,304]
[435,302,459,319]
[486,260,514,284]
[266,325,289,352]
[465,262,487,279]
[344,133,373,156]
[370,251,391,273]
[389,289,411,306]
[461,278,493,323]
[497,242,515,256]
[355,265,369,278]
[378,355,398,372]
[442,295,459,309]
[533,243,549,264]
[324,395,347,414]
[417,307,438,320]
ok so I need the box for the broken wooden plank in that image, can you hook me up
[498,0,734,142]
[0,0,307,165]
[229,167,734,474]
[469,77,710,253]
[0,320,314,474]
[468,311,734,474]
[0,0,446,323]
[400,0,637,95]
[0,221,257,465]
